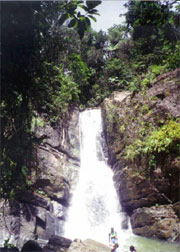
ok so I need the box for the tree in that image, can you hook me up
[0,0,101,199]
[81,29,107,69]
[124,0,180,55]
[108,24,127,46]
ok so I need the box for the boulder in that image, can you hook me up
[21,240,43,251]
[130,205,180,242]
[114,164,170,214]
[67,239,111,252]
[43,235,72,252]
[173,202,180,219]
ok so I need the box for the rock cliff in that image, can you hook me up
[101,68,180,242]
[0,108,80,249]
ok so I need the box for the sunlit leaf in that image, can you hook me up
[79,5,89,12]
[88,15,97,22]
[88,9,100,15]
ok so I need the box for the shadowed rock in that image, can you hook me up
[43,235,72,252]
[0,248,19,252]
[21,240,43,251]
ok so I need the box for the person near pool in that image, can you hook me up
[129,245,137,252]
[109,227,118,245]
[111,242,119,252]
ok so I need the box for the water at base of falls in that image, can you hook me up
[64,108,180,252]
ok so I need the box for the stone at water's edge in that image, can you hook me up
[67,239,111,252]
[43,235,72,252]
[130,205,180,242]
[101,68,180,241]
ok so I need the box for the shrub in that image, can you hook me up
[144,120,180,154]
[125,120,180,160]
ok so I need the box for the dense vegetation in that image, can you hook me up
[1,0,180,199]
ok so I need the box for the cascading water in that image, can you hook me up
[64,108,131,246]
[64,108,180,252]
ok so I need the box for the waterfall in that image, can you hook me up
[64,108,130,245]
[64,108,180,252]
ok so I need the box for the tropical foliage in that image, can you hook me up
[1,0,101,198]
[1,0,180,199]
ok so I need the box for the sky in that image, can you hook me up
[91,0,127,32]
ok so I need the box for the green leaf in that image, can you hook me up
[88,9,99,14]
[79,5,89,12]
[88,15,97,22]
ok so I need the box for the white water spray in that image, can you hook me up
[64,108,130,245]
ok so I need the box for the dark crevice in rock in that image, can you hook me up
[21,240,43,252]
[156,93,165,100]
[39,144,80,162]
[18,192,49,210]
[36,217,46,230]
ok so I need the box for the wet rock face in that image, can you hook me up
[35,107,80,199]
[101,68,180,241]
[114,164,170,214]
[130,205,180,242]
[0,108,80,249]
[121,214,129,230]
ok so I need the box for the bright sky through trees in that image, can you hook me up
[91,0,127,31]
